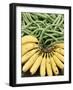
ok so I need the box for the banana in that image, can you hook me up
[30,54,43,75]
[22,43,38,56]
[50,56,59,75]
[54,48,64,56]
[22,48,38,64]
[40,55,46,76]
[54,52,64,63]
[22,35,38,44]
[55,43,64,49]
[46,55,53,76]
[22,51,39,72]
[53,54,64,69]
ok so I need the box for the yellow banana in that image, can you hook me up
[50,56,59,75]
[22,48,38,64]
[22,51,39,72]
[54,52,64,63]
[54,48,64,56]
[22,43,38,56]
[53,55,64,69]
[22,35,38,44]
[40,55,46,76]
[30,54,43,75]
[46,55,53,76]
[55,43,64,49]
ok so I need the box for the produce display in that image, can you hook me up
[21,12,64,76]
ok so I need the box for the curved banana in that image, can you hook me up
[54,48,64,56]
[22,48,38,64]
[30,54,43,75]
[22,35,38,44]
[22,51,39,72]
[50,56,59,75]
[22,43,38,56]
[54,52,64,63]
[55,43,64,49]
[46,55,53,76]
[53,54,64,69]
[40,55,46,76]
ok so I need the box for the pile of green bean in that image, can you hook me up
[21,12,64,48]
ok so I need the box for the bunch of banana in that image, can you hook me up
[21,35,39,56]
[22,35,64,76]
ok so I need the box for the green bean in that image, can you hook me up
[58,18,64,26]
[46,29,63,35]
[54,15,62,30]
[48,41,56,48]
[57,37,64,40]
[30,13,38,20]
[44,39,53,44]
[35,20,46,27]
[22,29,30,35]
[24,22,39,29]
[56,15,62,24]
[53,15,61,24]
[45,24,59,30]
[27,27,37,31]
[50,14,57,19]
[34,13,46,19]
[43,13,54,22]
[45,33,57,41]
[31,28,42,35]
[22,28,31,33]
[25,13,34,22]
[42,35,48,39]
[59,27,64,32]
[36,31,41,38]
[39,28,45,43]
[22,13,30,24]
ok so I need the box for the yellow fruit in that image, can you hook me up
[30,54,43,75]
[22,35,38,44]
[22,51,39,72]
[55,48,64,55]
[50,56,59,75]
[46,55,53,76]
[55,43,64,49]
[53,55,64,69]
[22,49,38,64]
[40,55,46,76]
[54,52,64,63]
[21,43,38,56]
